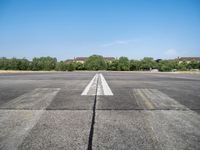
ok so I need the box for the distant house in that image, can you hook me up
[104,57,115,62]
[65,59,74,63]
[74,57,115,63]
[74,57,88,63]
[176,57,200,63]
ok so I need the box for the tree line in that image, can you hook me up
[0,55,200,71]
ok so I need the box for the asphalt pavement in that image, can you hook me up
[0,71,200,150]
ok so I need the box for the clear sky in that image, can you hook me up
[0,0,200,60]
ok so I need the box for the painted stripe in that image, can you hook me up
[0,88,60,110]
[98,74,113,95]
[81,73,113,96]
[0,88,60,149]
[97,76,104,95]
[0,110,43,150]
[81,74,98,95]
[137,89,155,109]
[133,88,187,110]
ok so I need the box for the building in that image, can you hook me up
[74,57,88,63]
[104,57,116,62]
[176,57,200,63]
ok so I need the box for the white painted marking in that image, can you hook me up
[81,74,98,95]
[0,88,60,149]
[0,88,60,109]
[98,74,113,95]
[0,110,44,150]
[133,88,187,110]
[81,73,113,96]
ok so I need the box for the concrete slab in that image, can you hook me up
[133,88,187,110]
[101,72,200,112]
[47,89,94,110]
[18,110,92,150]
[96,89,139,110]
[0,88,60,110]
[93,110,200,150]
[0,110,44,150]
[147,110,200,150]
[0,71,200,150]
[93,110,160,150]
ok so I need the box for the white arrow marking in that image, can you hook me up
[81,73,113,96]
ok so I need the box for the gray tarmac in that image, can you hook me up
[0,71,200,150]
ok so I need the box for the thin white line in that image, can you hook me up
[81,74,98,95]
[97,75,104,95]
[99,74,113,95]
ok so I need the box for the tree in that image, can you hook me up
[31,57,57,70]
[118,57,130,71]
[0,57,9,70]
[9,58,18,70]
[187,61,200,69]
[130,60,141,71]
[17,58,30,70]
[140,57,157,70]
[55,61,67,71]
[177,61,187,71]
[158,60,177,72]
[74,62,85,70]
[67,62,75,71]
[85,55,107,70]
[107,59,119,71]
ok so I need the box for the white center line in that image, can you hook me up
[98,74,113,95]
[81,73,113,96]
[81,74,98,95]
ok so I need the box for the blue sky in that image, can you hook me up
[0,0,200,60]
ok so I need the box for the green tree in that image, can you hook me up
[130,60,141,71]
[74,62,85,70]
[17,58,30,70]
[67,62,75,71]
[177,61,187,71]
[0,57,9,70]
[107,59,119,71]
[187,61,200,69]
[85,55,107,70]
[31,57,57,70]
[158,60,177,72]
[55,61,67,71]
[140,57,157,70]
[9,58,18,70]
[118,57,130,71]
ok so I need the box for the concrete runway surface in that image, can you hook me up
[0,71,200,150]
